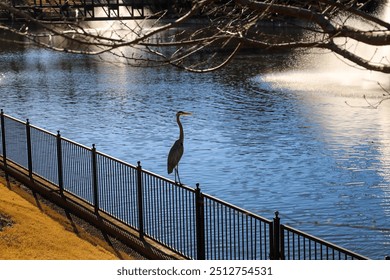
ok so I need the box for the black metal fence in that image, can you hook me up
[0,110,368,260]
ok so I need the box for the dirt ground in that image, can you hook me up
[0,175,141,260]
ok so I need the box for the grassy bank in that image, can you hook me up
[0,174,141,260]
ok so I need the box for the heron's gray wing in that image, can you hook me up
[167,139,184,174]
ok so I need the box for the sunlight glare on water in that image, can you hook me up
[262,67,389,97]
[262,2,390,98]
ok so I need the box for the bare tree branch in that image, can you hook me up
[0,0,389,73]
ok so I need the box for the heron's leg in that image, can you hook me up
[175,166,182,185]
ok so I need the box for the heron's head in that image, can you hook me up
[177,111,192,117]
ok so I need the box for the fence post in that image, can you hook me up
[195,183,205,260]
[25,119,33,180]
[137,161,144,238]
[56,131,64,195]
[271,211,281,260]
[0,110,8,179]
[91,144,99,213]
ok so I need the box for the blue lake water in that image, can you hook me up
[1,44,389,259]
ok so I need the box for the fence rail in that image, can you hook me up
[0,110,369,260]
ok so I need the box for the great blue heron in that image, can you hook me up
[167,111,192,185]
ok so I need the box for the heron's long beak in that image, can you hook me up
[182,111,192,116]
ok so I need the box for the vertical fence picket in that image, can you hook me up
[280,223,285,260]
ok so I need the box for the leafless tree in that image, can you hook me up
[0,0,389,73]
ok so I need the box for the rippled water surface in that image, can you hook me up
[1,45,390,259]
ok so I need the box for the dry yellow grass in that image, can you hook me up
[0,179,123,260]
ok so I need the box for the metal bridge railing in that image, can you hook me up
[4,0,147,21]
[0,110,369,260]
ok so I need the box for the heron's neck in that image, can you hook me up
[177,115,184,141]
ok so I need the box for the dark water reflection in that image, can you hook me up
[1,46,390,259]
